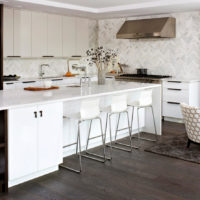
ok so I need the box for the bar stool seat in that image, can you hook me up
[60,99,109,174]
[128,101,152,107]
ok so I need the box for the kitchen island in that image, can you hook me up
[0,80,161,189]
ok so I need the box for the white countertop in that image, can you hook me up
[0,80,161,111]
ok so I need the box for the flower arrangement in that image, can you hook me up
[86,46,118,71]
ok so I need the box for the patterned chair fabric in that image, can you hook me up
[181,103,200,144]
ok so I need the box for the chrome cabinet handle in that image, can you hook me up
[167,81,182,83]
[22,81,36,84]
[167,102,180,105]
[52,79,63,81]
[34,111,37,118]
[39,111,43,117]
[167,88,182,91]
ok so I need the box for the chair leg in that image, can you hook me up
[187,139,191,148]
[77,121,82,172]
[111,111,138,152]
[130,106,134,134]
[83,118,109,163]
[126,111,133,152]
[60,121,82,173]
[114,113,121,142]
[99,117,106,161]
[108,114,113,158]
[151,106,158,141]
[137,108,141,147]
[86,120,93,151]
[132,106,157,142]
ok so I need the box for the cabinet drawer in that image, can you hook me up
[4,82,15,90]
[163,88,189,103]
[163,81,189,90]
[163,101,183,119]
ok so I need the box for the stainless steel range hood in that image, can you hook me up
[116,17,176,39]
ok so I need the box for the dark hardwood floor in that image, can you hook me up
[1,121,200,200]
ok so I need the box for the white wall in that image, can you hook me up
[98,11,200,79]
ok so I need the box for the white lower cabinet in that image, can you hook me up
[8,106,38,180]
[38,104,63,170]
[162,80,200,119]
[8,102,63,183]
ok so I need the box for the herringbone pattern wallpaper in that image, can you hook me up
[98,12,200,78]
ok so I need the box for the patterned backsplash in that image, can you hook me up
[98,11,200,78]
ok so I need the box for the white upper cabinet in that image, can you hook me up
[76,18,89,56]
[32,12,48,57]
[47,14,62,57]
[3,8,91,58]
[14,9,31,57]
[4,7,14,58]
[62,16,76,57]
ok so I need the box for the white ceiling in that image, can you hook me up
[1,0,200,19]
[47,0,154,9]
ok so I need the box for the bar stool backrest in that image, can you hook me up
[111,94,127,113]
[80,99,100,120]
[139,90,153,106]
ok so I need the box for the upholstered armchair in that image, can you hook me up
[181,103,200,148]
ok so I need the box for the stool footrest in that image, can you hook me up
[86,151,111,160]
[63,142,77,148]
[115,142,139,149]
[106,144,132,152]
[82,154,106,163]
[89,134,104,140]
[59,164,81,173]
[131,135,157,142]
[116,127,130,132]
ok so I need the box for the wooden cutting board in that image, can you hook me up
[24,86,59,91]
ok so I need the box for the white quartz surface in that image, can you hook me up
[0,80,161,111]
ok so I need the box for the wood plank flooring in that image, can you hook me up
[1,121,200,200]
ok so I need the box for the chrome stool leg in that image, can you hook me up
[151,105,158,141]
[131,106,158,142]
[107,111,138,152]
[60,121,82,173]
[82,117,110,162]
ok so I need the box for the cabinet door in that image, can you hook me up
[8,106,38,180]
[32,12,48,57]
[3,7,14,58]
[76,18,89,56]
[62,16,76,57]
[47,14,62,57]
[38,102,63,170]
[14,9,31,57]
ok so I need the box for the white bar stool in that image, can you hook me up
[128,89,157,143]
[60,99,108,173]
[102,94,138,154]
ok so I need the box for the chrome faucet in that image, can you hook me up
[40,64,49,79]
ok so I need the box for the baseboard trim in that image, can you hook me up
[8,166,58,188]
